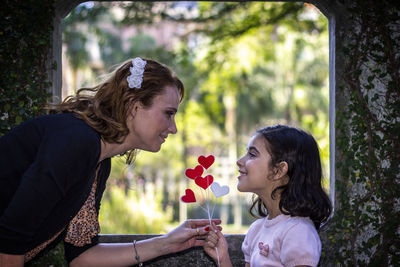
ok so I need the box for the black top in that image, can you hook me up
[0,113,111,262]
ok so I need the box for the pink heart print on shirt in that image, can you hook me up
[258,242,269,257]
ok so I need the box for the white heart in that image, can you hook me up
[211,182,230,198]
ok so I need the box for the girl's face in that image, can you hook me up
[128,85,180,152]
[236,134,276,196]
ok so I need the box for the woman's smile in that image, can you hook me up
[160,134,168,143]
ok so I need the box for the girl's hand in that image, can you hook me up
[161,219,222,254]
[203,223,231,266]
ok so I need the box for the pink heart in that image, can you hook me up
[181,189,196,203]
[198,155,215,169]
[195,175,214,190]
[185,165,204,180]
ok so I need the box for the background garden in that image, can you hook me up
[61,1,330,235]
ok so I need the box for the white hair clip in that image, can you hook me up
[127,57,147,89]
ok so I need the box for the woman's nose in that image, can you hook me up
[168,118,177,134]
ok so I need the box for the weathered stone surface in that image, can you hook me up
[99,234,245,266]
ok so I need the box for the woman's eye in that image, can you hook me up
[166,111,175,118]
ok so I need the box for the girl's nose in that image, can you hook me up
[236,155,244,167]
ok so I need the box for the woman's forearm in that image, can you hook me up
[0,253,24,267]
[70,219,219,266]
[70,236,170,267]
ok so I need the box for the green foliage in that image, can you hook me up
[63,31,89,70]
[320,1,400,265]
[63,1,331,232]
[99,161,173,234]
[192,2,330,181]
[0,0,54,135]
[116,2,330,147]
[27,243,66,267]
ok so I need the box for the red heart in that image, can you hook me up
[198,155,215,169]
[181,189,196,203]
[185,165,204,180]
[195,175,214,190]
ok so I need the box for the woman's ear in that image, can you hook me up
[129,99,142,118]
[273,161,288,180]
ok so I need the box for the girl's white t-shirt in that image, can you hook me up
[242,214,321,267]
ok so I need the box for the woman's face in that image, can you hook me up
[128,85,180,152]
[236,134,275,196]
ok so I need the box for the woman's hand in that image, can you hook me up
[203,223,232,267]
[161,219,222,255]
[70,219,222,267]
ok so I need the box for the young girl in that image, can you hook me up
[204,125,332,267]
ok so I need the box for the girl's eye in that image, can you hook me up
[248,152,256,158]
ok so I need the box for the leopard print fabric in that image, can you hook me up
[64,175,100,246]
[24,175,100,262]
[24,227,65,262]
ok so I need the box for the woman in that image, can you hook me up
[0,57,220,266]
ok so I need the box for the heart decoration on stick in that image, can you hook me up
[185,165,204,180]
[195,175,214,190]
[198,155,215,169]
[210,182,230,198]
[181,155,229,266]
[181,189,196,203]
[180,154,229,266]
[180,154,230,209]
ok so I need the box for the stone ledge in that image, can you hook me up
[99,234,245,266]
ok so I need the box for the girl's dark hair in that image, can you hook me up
[48,58,184,164]
[249,125,332,229]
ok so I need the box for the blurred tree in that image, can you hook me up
[62,3,110,91]
[62,1,329,233]
[117,1,329,152]
[189,2,330,200]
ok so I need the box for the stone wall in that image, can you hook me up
[321,1,400,265]
[99,234,245,266]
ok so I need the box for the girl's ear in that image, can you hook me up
[273,161,288,180]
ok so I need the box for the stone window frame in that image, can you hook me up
[50,0,338,211]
